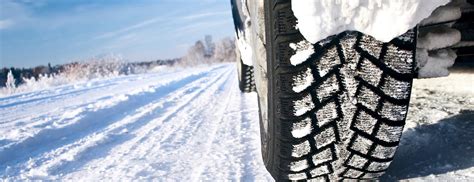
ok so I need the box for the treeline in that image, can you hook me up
[0,35,236,88]
[0,58,179,87]
[179,35,236,66]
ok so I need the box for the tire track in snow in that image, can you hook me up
[238,92,269,181]
[190,72,272,181]
[187,69,240,180]
[111,65,233,156]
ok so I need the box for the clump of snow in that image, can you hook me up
[292,0,450,43]
[419,5,461,26]
[417,26,461,50]
[291,118,313,138]
[415,2,462,78]
[290,160,309,172]
[416,48,429,69]
[289,40,314,66]
[293,94,315,117]
[418,49,456,78]
[292,68,314,93]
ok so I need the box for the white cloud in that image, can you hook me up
[175,19,229,35]
[94,17,165,40]
[0,0,32,30]
[0,19,13,30]
[181,11,228,20]
[94,11,229,40]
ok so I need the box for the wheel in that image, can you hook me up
[237,54,256,93]
[260,0,417,180]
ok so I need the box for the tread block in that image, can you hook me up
[317,47,341,77]
[291,118,313,138]
[358,58,383,86]
[290,159,309,172]
[315,75,339,102]
[238,63,256,93]
[288,172,307,180]
[354,110,378,135]
[292,141,311,158]
[316,101,339,127]
[310,165,331,177]
[371,145,397,159]
[379,102,408,121]
[358,86,381,111]
[347,154,369,169]
[350,135,373,154]
[367,161,391,172]
[375,123,403,143]
[312,147,334,166]
[343,169,364,178]
[381,75,411,100]
[291,67,314,93]
[293,94,316,117]
[314,127,336,149]
[383,44,414,74]
[358,35,384,59]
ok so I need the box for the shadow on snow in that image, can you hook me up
[382,110,474,181]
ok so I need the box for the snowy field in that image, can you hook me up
[0,63,472,181]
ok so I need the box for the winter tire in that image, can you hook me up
[237,57,256,93]
[260,0,417,180]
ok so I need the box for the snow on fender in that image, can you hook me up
[292,0,450,43]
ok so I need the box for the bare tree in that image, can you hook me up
[6,70,16,94]
[204,35,215,58]
[181,36,236,67]
[213,37,236,62]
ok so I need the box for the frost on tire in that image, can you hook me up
[263,0,416,181]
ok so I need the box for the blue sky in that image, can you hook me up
[0,0,235,68]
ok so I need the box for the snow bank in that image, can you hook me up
[292,0,450,43]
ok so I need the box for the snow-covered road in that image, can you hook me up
[0,64,272,181]
[1,63,472,181]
